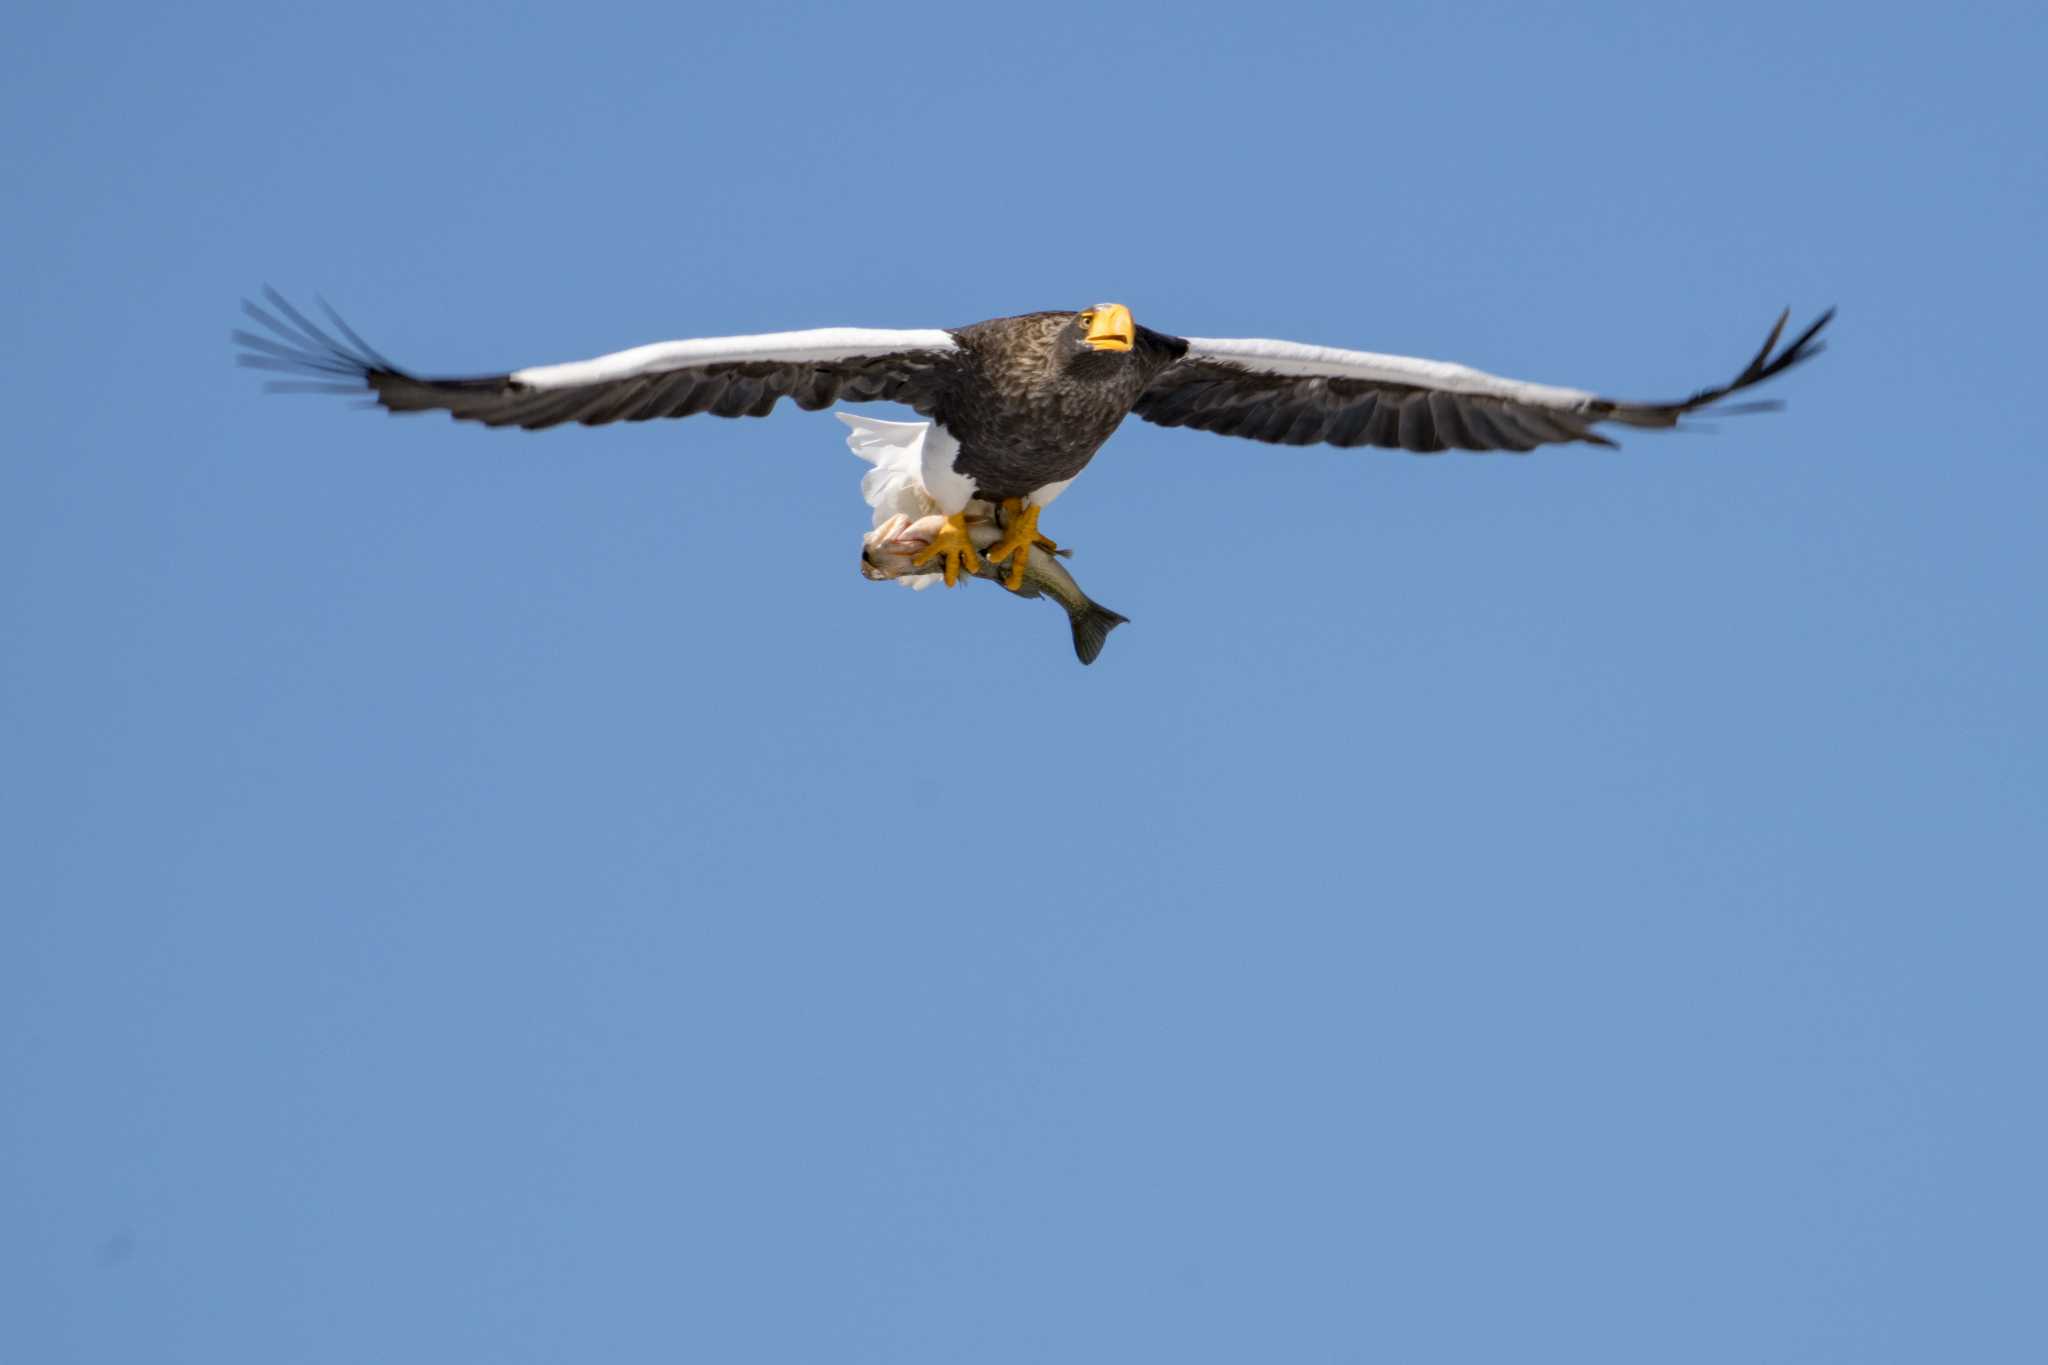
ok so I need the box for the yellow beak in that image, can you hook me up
[1084,303,1135,353]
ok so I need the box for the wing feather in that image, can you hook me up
[1135,309,1833,454]
[234,288,963,431]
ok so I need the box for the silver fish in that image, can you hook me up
[861,509,1129,665]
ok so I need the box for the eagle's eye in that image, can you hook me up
[1077,312,1094,328]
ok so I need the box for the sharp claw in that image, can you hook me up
[909,514,979,588]
[985,501,1050,591]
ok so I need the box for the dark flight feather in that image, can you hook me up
[234,288,962,433]
[1135,308,1833,454]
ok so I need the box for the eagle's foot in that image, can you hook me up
[986,499,1059,592]
[908,512,982,588]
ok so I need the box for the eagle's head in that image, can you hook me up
[1060,303,1136,372]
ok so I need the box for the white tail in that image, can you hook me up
[836,412,976,521]
[839,413,981,591]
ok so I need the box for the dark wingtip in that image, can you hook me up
[1745,308,1792,375]
[233,288,409,397]
[1620,305,1836,425]
[1777,307,1835,370]
[316,293,399,373]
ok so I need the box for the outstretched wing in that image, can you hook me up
[234,289,963,430]
[1133,309,1832,453]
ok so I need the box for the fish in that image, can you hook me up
[861,507,1130,665]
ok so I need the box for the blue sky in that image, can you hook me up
[4,1,2043,1360]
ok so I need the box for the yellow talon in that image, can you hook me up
[986,499,1057,592]
[908,512,981,588]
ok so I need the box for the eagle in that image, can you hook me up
[236,291,1830,590]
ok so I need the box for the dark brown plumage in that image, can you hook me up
[929,311,1186,500]
[1133,309,1833,454]
[235,289,1830,509]
[234,291,960,430]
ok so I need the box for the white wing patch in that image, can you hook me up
[1180,336,1598,409]
[512,327,959,390]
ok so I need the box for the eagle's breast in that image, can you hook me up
[936,313,1151,500]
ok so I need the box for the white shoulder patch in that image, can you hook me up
[1181,336,1597,409]
[512,327,959,390]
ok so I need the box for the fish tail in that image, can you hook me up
[1069,602,1130,665]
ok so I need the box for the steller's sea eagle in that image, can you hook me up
[236,291,1831,589]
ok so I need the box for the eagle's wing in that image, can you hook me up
[234,289,962,430]
[1133,309,1832,453]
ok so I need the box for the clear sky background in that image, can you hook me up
[4,2,2043,1361]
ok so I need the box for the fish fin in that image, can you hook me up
[1069,603,1130,665]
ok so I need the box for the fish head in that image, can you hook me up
[861,511,975,588]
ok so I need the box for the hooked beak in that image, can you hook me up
[1083,303,1135,353]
